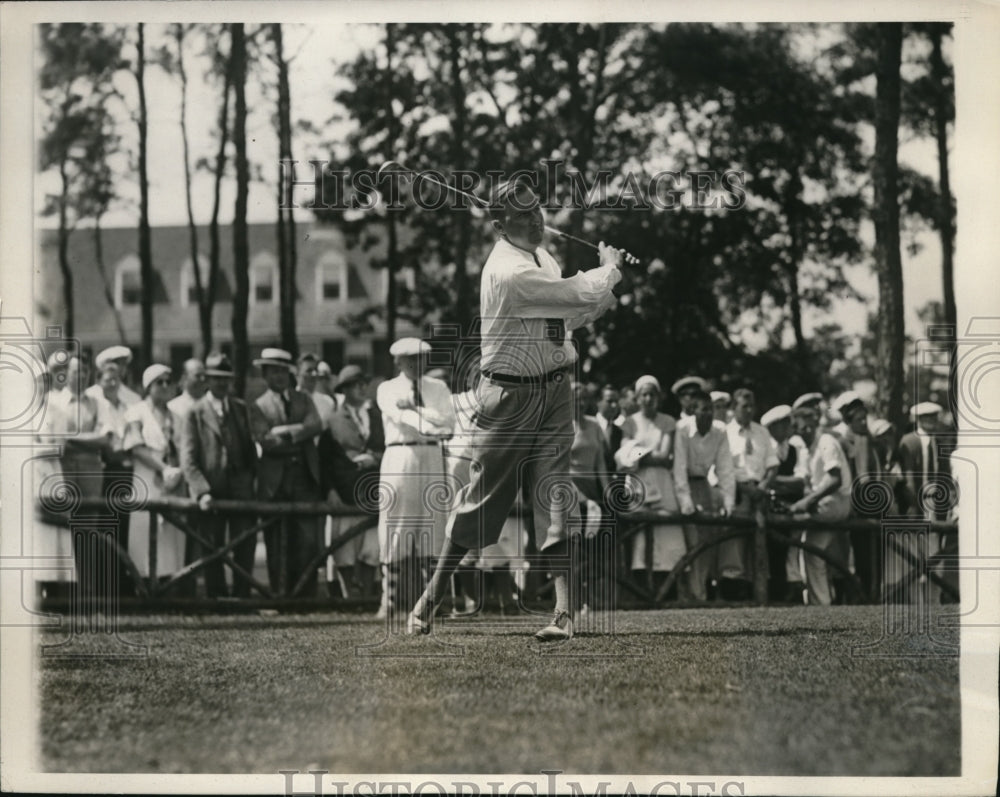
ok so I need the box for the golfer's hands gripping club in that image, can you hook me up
[599,241,638,268]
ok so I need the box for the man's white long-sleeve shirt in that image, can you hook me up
[674,420,736,514]
[479,238,621,377]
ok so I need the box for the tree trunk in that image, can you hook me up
[57,161,74,338]
[230,23,251,397]
[136,22,154,370]
[383,23,398,346]
[207,32,233,356]
[446,26,472,338]
[929,26,956,337]
[175,24,208,357]
[872,23,906,432]
[785,173,811,379]
[929,24,957,426]
[273,24,298,357]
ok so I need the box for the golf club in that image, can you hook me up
[378,161,640,266]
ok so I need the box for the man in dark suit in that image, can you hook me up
[897,402,949,519]
[593,384,623,473]
[327,364,385,597]
[179,353,258,598]
[248,348,324,596]
[895,401,956,603]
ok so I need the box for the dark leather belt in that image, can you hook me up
[482,368,566,385]
[388,441,440,447]
[688,475,708,481]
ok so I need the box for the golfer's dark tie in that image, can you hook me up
[412,379,424,408]
[281,391,292,422]
[534,251,566,346]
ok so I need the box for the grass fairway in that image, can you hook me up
[38,606,960,776]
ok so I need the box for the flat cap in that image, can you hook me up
[831,390,865,415]
[792,392,824,410]
[761,404,792,427]
[910,401,943,419]
[671,376,708,395]
[95,345,133,368]
[389,337,431,357]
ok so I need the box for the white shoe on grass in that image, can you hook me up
[534,610,573,641]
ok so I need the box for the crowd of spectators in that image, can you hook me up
[33,343,957,612]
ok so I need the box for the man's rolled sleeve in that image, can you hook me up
[506,263,621,319]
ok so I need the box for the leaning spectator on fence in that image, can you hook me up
[249,348,324,597]
[616,375,685,599]
[326,364,385,599]
[180,353,259,599]
[894,401,956,603]
[298,353,336,432]
[672,376,710,430]
[92,360,137,594]
[761,404,808,603]
[673,389,736,602]
[721,388,778,600]
[85,345,141,407]
[166,358,207,573]
[787,405,852,606]
[168,358,208,421]
[40,355,113,593]
[830,391,882,603]
[123,364,191,592]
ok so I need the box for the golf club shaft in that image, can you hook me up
[380,161,637,262]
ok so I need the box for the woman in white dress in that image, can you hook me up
[615,375,685,597]
[123,364,188,587]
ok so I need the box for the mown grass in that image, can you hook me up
[38,606,960,775]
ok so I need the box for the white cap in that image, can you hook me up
[635,374,661,393]
[95,345,132,368]
[142,364,172,391]
[761,404,792,427]
[831,390,864,415]
[869,418,893,437]
[792,392,823,410]
[911,401,943,419]
[710,390,731,404]
[670,376,708,395]
[389,337,431,357]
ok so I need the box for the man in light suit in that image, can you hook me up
[248,348,324,596]
[180,353,258,598]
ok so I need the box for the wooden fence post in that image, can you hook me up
[753,505,768,604]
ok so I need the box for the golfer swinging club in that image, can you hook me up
[408,177,627,640]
